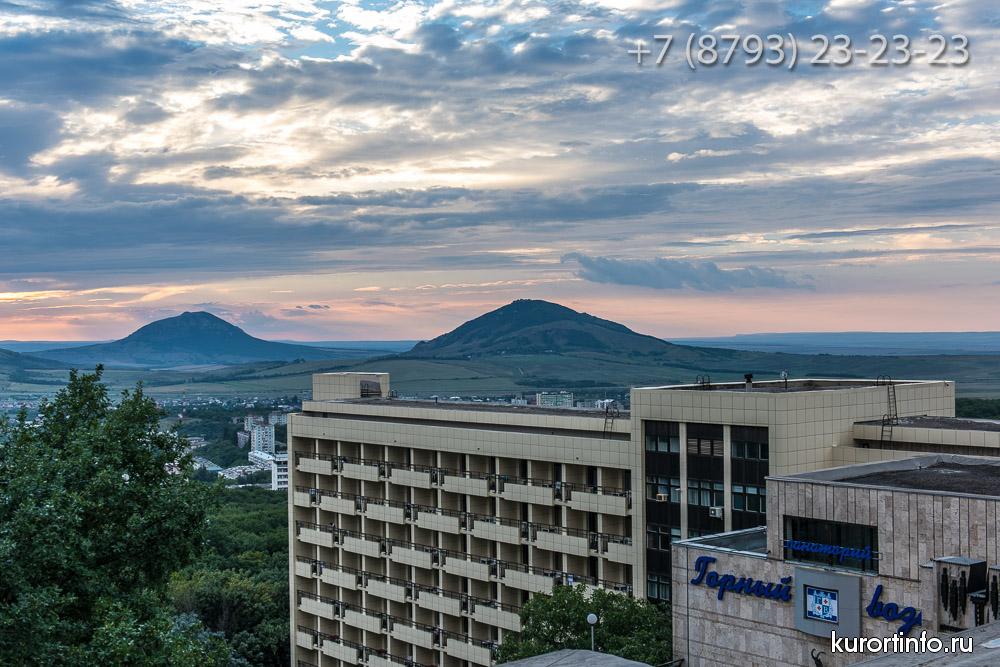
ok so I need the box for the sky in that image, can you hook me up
[0,0,997,341]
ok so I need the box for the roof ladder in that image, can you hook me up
[878,376,898,442]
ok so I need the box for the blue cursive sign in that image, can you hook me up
[689,555,793,602]
[784,539,872,563]
[865,584,922,635]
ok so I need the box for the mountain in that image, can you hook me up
[406,299,672,358]
[33,312,352,368]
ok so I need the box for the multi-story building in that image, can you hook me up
[534,392,574,408]
[270,411,289,426]
[237,430,250,448]
[290,373,637,667]
[272,451,289,491]
[245,414,265,432]
[252,424,276,454]
[289,372,965,666]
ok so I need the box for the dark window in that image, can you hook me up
[686,479,724,507]
[645,475,681,502]
[784,515,879,573]
[732,484,766,513]
[732,426,769,460]
[645,523,680,551]
[645,421,680,453]
[647,574,672,601]
[687,423,724,457]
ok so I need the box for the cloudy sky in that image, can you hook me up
[0,0,997,341]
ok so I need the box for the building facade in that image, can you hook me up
[252,423,276,454]
[289,373,983,667]
[273,451,289,491]
[289,373,638,667]
[672,453,1000,666]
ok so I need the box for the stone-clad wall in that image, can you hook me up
[767,478,1000,581]
[671,546,923,667]
[674,474,1000,666]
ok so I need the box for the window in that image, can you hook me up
[647,574,671,601]
[686,423,724,457]
[646,524,680,551]
[644,421,680,453]
[732,426,769,460]
[732,484,766,513]
[645,475,681,502]
[687,479,724,507]
[784,515,879,573]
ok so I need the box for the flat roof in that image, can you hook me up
[325,397,628,418]
[673,526,768,556]
[639,378,931,393]
[779,454,1000,498]
[857,415,1000,433]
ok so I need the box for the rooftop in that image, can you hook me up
[644,378,929,394]
[856,415,1000,432]
[326,397,627,418]
[782,454,1000,498]
[673,526,768,556]
[500,649,650,667]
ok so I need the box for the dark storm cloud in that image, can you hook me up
[562,253,807,292]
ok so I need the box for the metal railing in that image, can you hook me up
[294,451,633,505]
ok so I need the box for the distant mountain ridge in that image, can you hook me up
[405,299,671,358]
[33,312,348,368]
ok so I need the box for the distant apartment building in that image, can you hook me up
[245,414,264,432]
[269,411,289,426]
[236,431,250,448]
[534,391,574,408]
[251,424,276,454]
[289,372,967,666]
[272,452,288,491]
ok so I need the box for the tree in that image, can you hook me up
[0,368,224,666]
[495,585,672,665]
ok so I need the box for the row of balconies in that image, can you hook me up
[294,452,631,515]
[295,557,522,631]
[294,521,633,595]
[296,626,428,667]
[297,595,498,665]
[294,486,633,560]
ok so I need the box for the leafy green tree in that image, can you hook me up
[0,368,224,666]
[495,585,672,665]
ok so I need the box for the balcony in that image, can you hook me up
[298,593,336,620]
[341,460,381,481]
[440,472,490,496]
[293,489,313,507]
[321,567,360,589]
[321,637,361,663]
[565,486,631,516]
[364,500,406,524]
[442,555,492,579]
[603,538,635,564]
[531,526,591,556]
[443,636,494,666]
[499,480,553,505]
[343,608,385,633]
[469,517,522,544]
[415,509,461,533]
[502,567,556,594]
[389,623,437,650]
[296,453,334,476]
[295,628,318,651]
[296,522,335,548]
[341,534,383,558]
[415,589,463,616]
[471,601,521,633]
[365,577,408,604]
[319,494,357,515]
[388,543,435,569]
[388,466,432,488]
